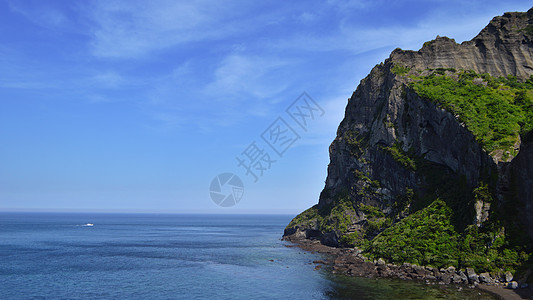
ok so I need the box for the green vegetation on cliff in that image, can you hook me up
[391,64,411,76]
[362,199,530,273]
[411,70,533,156]
[380,142,416,170]
[319,195,356,233]
[362,70,533,274]
[285,68,533,278]
[286,205,320,229]
[286,192,357,238]
[363,199,460,268]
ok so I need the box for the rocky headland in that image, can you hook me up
[284,7,533,299]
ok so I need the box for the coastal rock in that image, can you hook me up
[283,221,322,241]
[440,273,453,284]
[459,271,469,283]
[320,231,340,247]
[297,240,520,289]
[466,268,479,284]
[479,272,492,283]
[504,271,514,282]
[508,281,519,289]
[473,199,491,227]
[413,265,430,277]
[452,273,463,284]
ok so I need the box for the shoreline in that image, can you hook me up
[284,238,533,300]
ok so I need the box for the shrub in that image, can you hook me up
[410,71,533,156]
[391,64,411,76]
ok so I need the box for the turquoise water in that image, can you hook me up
[0,213,495,299]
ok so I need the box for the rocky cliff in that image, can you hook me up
[285,8,533,278]
[511,135,533,240]
[391,9,533,79]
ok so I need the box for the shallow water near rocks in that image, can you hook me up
[0,213,496,299]
[325,273,497,299]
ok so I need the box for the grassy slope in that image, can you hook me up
[410,70,533,158]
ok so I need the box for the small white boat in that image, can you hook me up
[84,223,94,226]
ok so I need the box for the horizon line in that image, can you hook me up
[0,208,301,215]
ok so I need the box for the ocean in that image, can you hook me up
[0,213,496,299]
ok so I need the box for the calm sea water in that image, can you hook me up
[0,213,495,300]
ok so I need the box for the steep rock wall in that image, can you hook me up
[284,8,533,251]
[511,138,533,240]
[391,9,533,79]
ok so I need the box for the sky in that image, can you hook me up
[1,0,531,214]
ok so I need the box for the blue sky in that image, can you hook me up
[1,0,531,214]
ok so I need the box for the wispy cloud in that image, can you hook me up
[204,54,292,101]
[86,0,260,58]
[8,0,67,30]
[265,13,502,57]
[4,0,530,130]
[90,71,126,89]
[135,49,308,131]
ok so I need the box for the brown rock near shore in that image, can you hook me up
[286,239,533,300]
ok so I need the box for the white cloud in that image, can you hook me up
[261,1,533,58]
[297,12,318,24]
[8,0,67,29]
[91,71,125,88]
[204,54,291,101]
[326,0,376,11]
[266,13,497,57]
[87,0,257,58]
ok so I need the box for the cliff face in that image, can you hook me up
[284,8,533,274]
[511,138,533,240]
[391,9,533,79]
[322,61,495,207]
